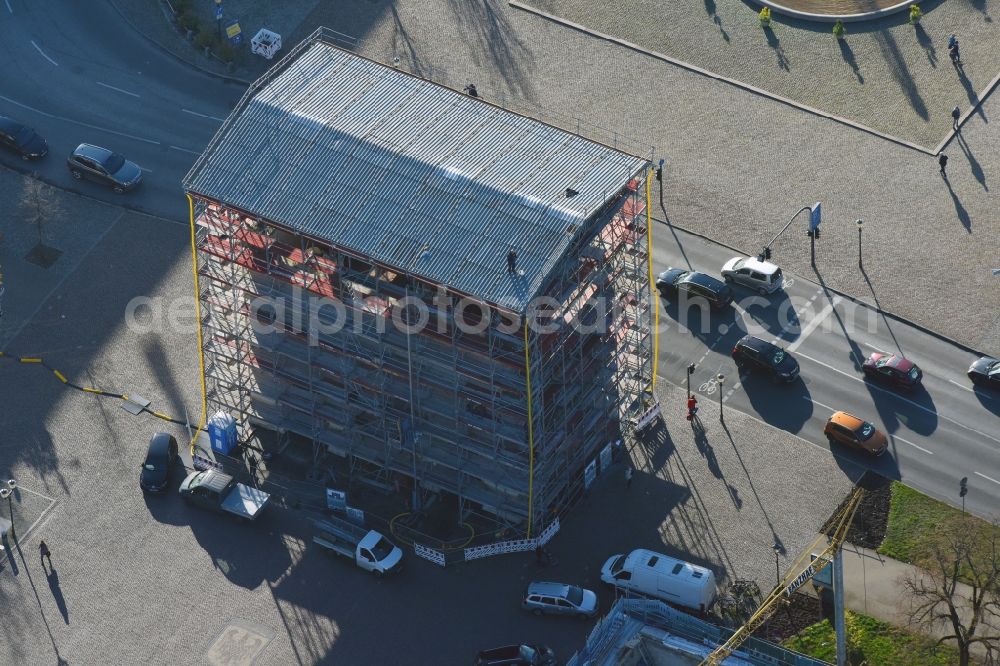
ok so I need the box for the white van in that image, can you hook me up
[600,549,717,611]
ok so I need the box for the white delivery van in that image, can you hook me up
[600,548,717,611]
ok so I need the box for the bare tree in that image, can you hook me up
[902,516,1000,666]
[19,172,63,246]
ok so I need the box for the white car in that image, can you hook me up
[721,256,784,295]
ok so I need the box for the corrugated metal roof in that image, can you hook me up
[184,40,648,311]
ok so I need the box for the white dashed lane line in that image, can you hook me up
[0,93,159,145]
[182,108,225,122]
[976,472,1000,485]
[96,81,141,98]
[169,145,201,155]
[31,40,59,66]
[5,0,13,14]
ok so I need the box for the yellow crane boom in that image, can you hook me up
[701,485,865,665]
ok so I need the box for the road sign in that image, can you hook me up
[226,20,242,44]
[809,202,822,230]
[215,5,223,19]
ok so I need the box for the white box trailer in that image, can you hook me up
[600,548,716,611]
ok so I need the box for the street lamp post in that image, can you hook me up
[856,219,864,268]
[0,478,15,537]
[773,541,782,588]
[717,373,725,422]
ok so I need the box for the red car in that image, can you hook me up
[862,353,922,391]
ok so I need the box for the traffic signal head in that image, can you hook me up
[655,167,663,182]
[687,363,696,375]
[764,247,772,260]
[815,228,821,239]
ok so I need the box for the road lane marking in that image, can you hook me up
[804,395,835,413]
[96,81,141,98]
[5,0,12,14]
[975,472,1000,485]
[794,350,1000,445]
[182,108,225,122]
[890,434,934,455]
[787,296,842,353]
[31,40,59,66]
[861,341,889,355]
[0,93,159,145]
[169,145,201,155]
[141,167,153,173]
[949,379,974,393]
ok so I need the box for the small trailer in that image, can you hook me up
[179,470,270,521]
[313,516,403,576]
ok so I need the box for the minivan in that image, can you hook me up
[600,548,716,611]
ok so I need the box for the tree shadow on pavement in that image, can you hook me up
[838,38,864,83]
[764,28,790,71]
[446,0,537,102]
[913,23,937,68]
[874,30,928,120]
[956,132,988,191]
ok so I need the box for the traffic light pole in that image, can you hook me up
[763,205,813,258]
[810,231,816,267]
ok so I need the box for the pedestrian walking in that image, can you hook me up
[39,540,52,569]
[949,42,961,66]
[625,466,633,489]
[939,153,948,176]
[951,105,961,130]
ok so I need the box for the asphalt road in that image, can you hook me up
[651,218,1000,519]
[0,0,239,220]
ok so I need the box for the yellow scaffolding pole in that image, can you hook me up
[523,316,536,538]
[187,193,209,455]
[646,170,658,391]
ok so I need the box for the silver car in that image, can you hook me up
[721,256,783,295]
[522,581,598,618]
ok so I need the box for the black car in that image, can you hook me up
[0,115,48,159]
[655,268,734,309]
[732,335,799,382]
[968,356,1000,390]
[475,644,556,666]
[67,143,142,193]
[140,433,179,493]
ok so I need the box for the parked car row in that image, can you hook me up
[0,113,142,192]
[655,255,785,310]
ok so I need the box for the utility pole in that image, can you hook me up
[717,373,725,422]
[686,363,696,398]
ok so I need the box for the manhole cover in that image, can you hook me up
[205,621,274,666]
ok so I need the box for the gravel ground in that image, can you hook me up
[519,0,1000,149]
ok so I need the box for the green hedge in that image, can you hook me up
[784,611,959,665]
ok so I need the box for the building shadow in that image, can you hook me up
[956,132,988,191]
[838,38,864,83]
[46,568,70,624]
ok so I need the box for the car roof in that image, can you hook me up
[74,143,114,161]
[526,581,571,597]
[737,335,777,353]
[147,432,175,457]
[830,411,865,429]
[887,355,915,370]
[736,256,780,274]
[0,116,24,133]
[682,271,726,290]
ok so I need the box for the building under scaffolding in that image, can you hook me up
[182,29,653,534]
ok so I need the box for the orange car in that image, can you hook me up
[823,411,888,456]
